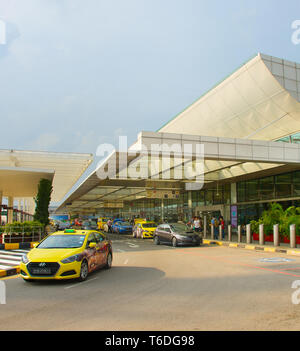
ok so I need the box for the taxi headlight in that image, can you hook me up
[21,254,29,264]
[61,254,81,264]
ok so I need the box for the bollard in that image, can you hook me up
[273,224,279,247]
[259,224,264,246]
[246,224,252,244]
[290,224,296,249]
[203,217,207,239]
[219,225,222,241]
[211,224,214,240]
[238,225,242,243]
[228,225,232,242]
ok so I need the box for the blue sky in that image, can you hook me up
[0,0,300,204]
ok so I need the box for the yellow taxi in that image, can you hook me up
[97,217,109,230]
[134,218,146,225]
[133,221,157,239]
[20,229,113,282]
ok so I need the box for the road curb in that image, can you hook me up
[0,242,38,251]
[203,239,300,257]
[0,242,38,279]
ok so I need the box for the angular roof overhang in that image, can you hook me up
[56,131,300,214]
[159,54,300,141]
[0,149,93,202]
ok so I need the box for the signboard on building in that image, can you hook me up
[231,205,238,228]
[146,190,180,199]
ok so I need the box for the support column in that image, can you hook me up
[203,215,207,238]
[188,191,193,219]
[7,196,14,224]
[161,198,164,223]
[17,199,22,222]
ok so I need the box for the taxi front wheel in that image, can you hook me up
[78,260,89,282]
[105,252,112,269]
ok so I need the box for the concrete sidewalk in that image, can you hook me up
[203,238,300,257]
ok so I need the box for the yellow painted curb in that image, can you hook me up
[245,245,256,250]
[229,243,238,248]
[0,270,6,277]
[287,250,300,256]
[4,243,19,250]
[264,247,276,253]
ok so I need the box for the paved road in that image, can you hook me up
[1,235,300,331]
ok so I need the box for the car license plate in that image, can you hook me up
[32,268,51,275]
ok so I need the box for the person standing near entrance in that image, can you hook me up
[211,217,219,240]
[219,216,225,240]
[193,217,201,233]
[107,219,112,233]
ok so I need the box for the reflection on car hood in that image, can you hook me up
[27,248,82,262]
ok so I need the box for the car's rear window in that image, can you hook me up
[142,223,157,228]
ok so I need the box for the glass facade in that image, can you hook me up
[102,170,300,227]
[237,171,300,203]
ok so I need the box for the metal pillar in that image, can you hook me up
[273,224,279,247]
[228,225,232,242]
[246,224,252,244]
[238,225,242,243]
[290,224,296,249]
[259,224,264,246]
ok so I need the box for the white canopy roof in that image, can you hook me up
[0,149,93,202]
[159,53,300,141]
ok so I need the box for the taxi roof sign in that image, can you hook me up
[64,229,76,233]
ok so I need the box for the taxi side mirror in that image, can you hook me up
[33,242,38,248]
[88,242,97,249]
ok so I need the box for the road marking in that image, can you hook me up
[176,249,300,278]
[124,259,129,265]
[115,249,126,253]
[64,277,98,290]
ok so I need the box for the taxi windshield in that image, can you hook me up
[37,235,86,249]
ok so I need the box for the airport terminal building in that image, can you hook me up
[57,53,300,227]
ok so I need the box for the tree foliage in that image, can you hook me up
[33,178,53,226]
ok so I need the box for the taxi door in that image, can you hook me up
[86,233,98,272]
[94,232,108,266]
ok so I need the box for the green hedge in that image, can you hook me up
[250,203,300,238]
[0,221,44,235]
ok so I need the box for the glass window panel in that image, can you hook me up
[293,171,300,196]
[245,179,260,201]
[259,177,274,200]
[213,188,223,204]
[205,190,213,205]
[237,182,246,203]
[275,173,292,198]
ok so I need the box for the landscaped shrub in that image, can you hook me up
[251,203,300,239]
